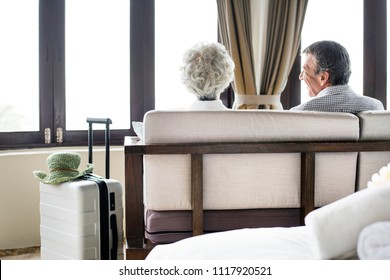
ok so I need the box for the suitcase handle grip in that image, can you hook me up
[87,118,112,125]
[110,214,118,260]
[86,118,112,179]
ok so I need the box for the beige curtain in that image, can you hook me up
[217,0,308,109]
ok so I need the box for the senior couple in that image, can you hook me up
[181,40,384,113]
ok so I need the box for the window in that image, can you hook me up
[0,0,39,132]
[300,0,363,103]
[65,0,130,130]
[155,0,218,109]
[0,0,130,148]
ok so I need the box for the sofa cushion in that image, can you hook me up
[144,153,301,210]
[357,111,390,190]
[358,110,390,140]
[357,152,390,190]
[143,110,359,144]
[315,152,357,206]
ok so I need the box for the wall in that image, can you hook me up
[0,146,125,250]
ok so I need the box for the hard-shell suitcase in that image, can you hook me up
[40,118,124,260]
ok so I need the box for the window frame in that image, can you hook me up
[363,0,387,105]
[130,0,155,123]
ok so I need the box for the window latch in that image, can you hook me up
[56,127,63,143]
[44,128,51,144]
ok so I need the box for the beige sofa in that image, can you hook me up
[124,110,390,259]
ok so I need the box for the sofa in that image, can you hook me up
[124,109,390,259]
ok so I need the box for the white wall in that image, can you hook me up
[0,146,125,250]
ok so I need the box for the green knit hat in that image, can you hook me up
[33,152,93,184]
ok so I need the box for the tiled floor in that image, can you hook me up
[0,247,41,260]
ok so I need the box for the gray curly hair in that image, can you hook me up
[181,42,235,100]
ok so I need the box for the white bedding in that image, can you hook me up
[146,184,390,260]
[146,226,315,260]
[357,221,390,260]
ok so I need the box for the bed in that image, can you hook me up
[146,171,390,260]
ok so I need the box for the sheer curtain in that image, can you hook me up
[217,0,308,109]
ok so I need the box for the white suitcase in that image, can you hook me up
[39,118,124,260]
[40,178,124,260]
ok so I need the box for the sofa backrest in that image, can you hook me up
[143,110,359,144]
[358,111,390,140]
[357,111,390,190]
[142,110,360,211]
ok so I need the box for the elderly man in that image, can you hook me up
[291,40,384,114]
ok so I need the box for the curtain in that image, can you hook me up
[217,0,308,109]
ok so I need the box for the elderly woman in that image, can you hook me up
[181,41,235,110]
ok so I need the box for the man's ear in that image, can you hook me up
[320,71,330,87]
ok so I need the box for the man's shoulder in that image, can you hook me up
[290,96,334,111]
[357,94,385,110]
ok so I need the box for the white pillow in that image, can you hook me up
[305,186,390,259]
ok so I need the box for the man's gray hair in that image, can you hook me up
[302,40,351,86]
[181,42,235,100]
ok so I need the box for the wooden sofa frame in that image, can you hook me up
[124,136,390,259]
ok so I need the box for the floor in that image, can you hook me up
[0,245,127,260]
[0,247,41,260]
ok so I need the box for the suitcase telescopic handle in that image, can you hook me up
[86,118,112,179]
